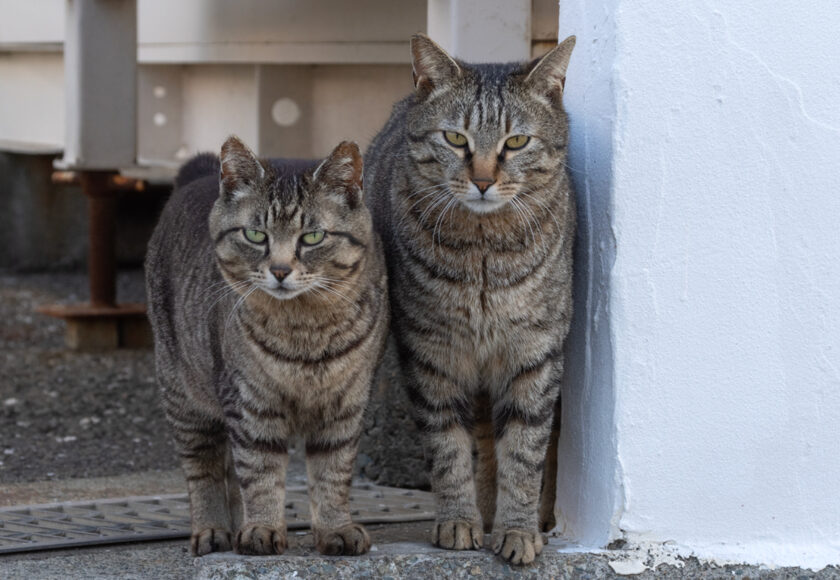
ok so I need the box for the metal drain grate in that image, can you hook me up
[0,484,434,554]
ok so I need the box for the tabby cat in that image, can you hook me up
[365,35,576,565]
[145,137,388,557]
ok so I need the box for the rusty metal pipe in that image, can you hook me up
[80,172,117,308]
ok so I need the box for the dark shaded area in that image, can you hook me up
[358,340,428,489]
[0,151,170,272]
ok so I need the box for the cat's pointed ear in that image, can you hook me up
[219,135,264,200]
[411,34,461,98]
[313,141,363,208]
[525,35,576,106]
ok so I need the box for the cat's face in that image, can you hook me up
[209,138,369,301]
[405,35,575,214]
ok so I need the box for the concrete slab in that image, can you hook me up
[194,538,840,579]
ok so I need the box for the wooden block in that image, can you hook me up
[120,317,153,348]
[65,318,119,350]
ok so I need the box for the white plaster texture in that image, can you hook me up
[560,0,840,569]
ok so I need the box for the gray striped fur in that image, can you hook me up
[365,35,576,565]
[146,137,388,557]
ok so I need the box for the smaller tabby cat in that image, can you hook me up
[145,137,388,557]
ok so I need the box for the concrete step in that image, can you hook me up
[196,539,604,579]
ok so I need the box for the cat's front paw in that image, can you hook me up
[234,523,287,555]
[314,523,371,556]
[492,528,544,565]
[191,528,232,556]
[432,519,483,550]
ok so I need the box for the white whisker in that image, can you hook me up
[311,280,362,314]
[517,188,562,234]
[433,196,458,258]
[223,283,257,336]
[202,279,254,314]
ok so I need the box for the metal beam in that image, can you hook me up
[61,0,137,170]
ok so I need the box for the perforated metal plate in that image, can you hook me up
[0,484,434,554]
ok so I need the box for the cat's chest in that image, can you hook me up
[403,242,555,367]
[231,312,362,381]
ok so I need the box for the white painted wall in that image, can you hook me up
[428,0,530,62]
[0,54,64,149]
[180,66,259,156]
[561,0,840,568]
[0,0,63,45]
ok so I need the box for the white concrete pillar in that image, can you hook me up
[427,0,531,62]
[554,0,622,550]
[61,0,136,169]
[559,0,840,568]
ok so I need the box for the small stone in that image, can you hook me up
[3,448,14,455]
[3,398,18,406]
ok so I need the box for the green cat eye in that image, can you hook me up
[301,231,325,246]
[504,135,530,150]
[244,229,267,243]
[443,131,468,147]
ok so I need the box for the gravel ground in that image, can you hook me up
[0,270,178,484]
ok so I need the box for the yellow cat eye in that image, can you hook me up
[301,231,325,246]
[443,131,468,147]
[244,229,267,243]
[504,135,530,150]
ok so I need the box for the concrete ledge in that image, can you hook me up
[196,541,606,580]
[194,540,840,579]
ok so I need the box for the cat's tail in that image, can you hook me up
[175,153,220,190]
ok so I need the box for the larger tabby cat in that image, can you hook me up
[365,35,576,565]
[146,137,388,556]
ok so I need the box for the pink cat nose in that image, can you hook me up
[270,265,292,282]
[473,178,494,194]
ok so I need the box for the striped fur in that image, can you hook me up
[365,35,576,565]
[146,137,388,557]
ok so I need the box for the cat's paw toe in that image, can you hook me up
[191,528,232,556]
[492,528,544,565]
[315,523,371,556]
[432,519,483,550]
[234,524,287,555]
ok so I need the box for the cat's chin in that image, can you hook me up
[262,286,307,301]
[460,198,509,215]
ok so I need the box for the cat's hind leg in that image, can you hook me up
[474,391,497,534]
[224,443,244,533]
[538,395,562,533]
